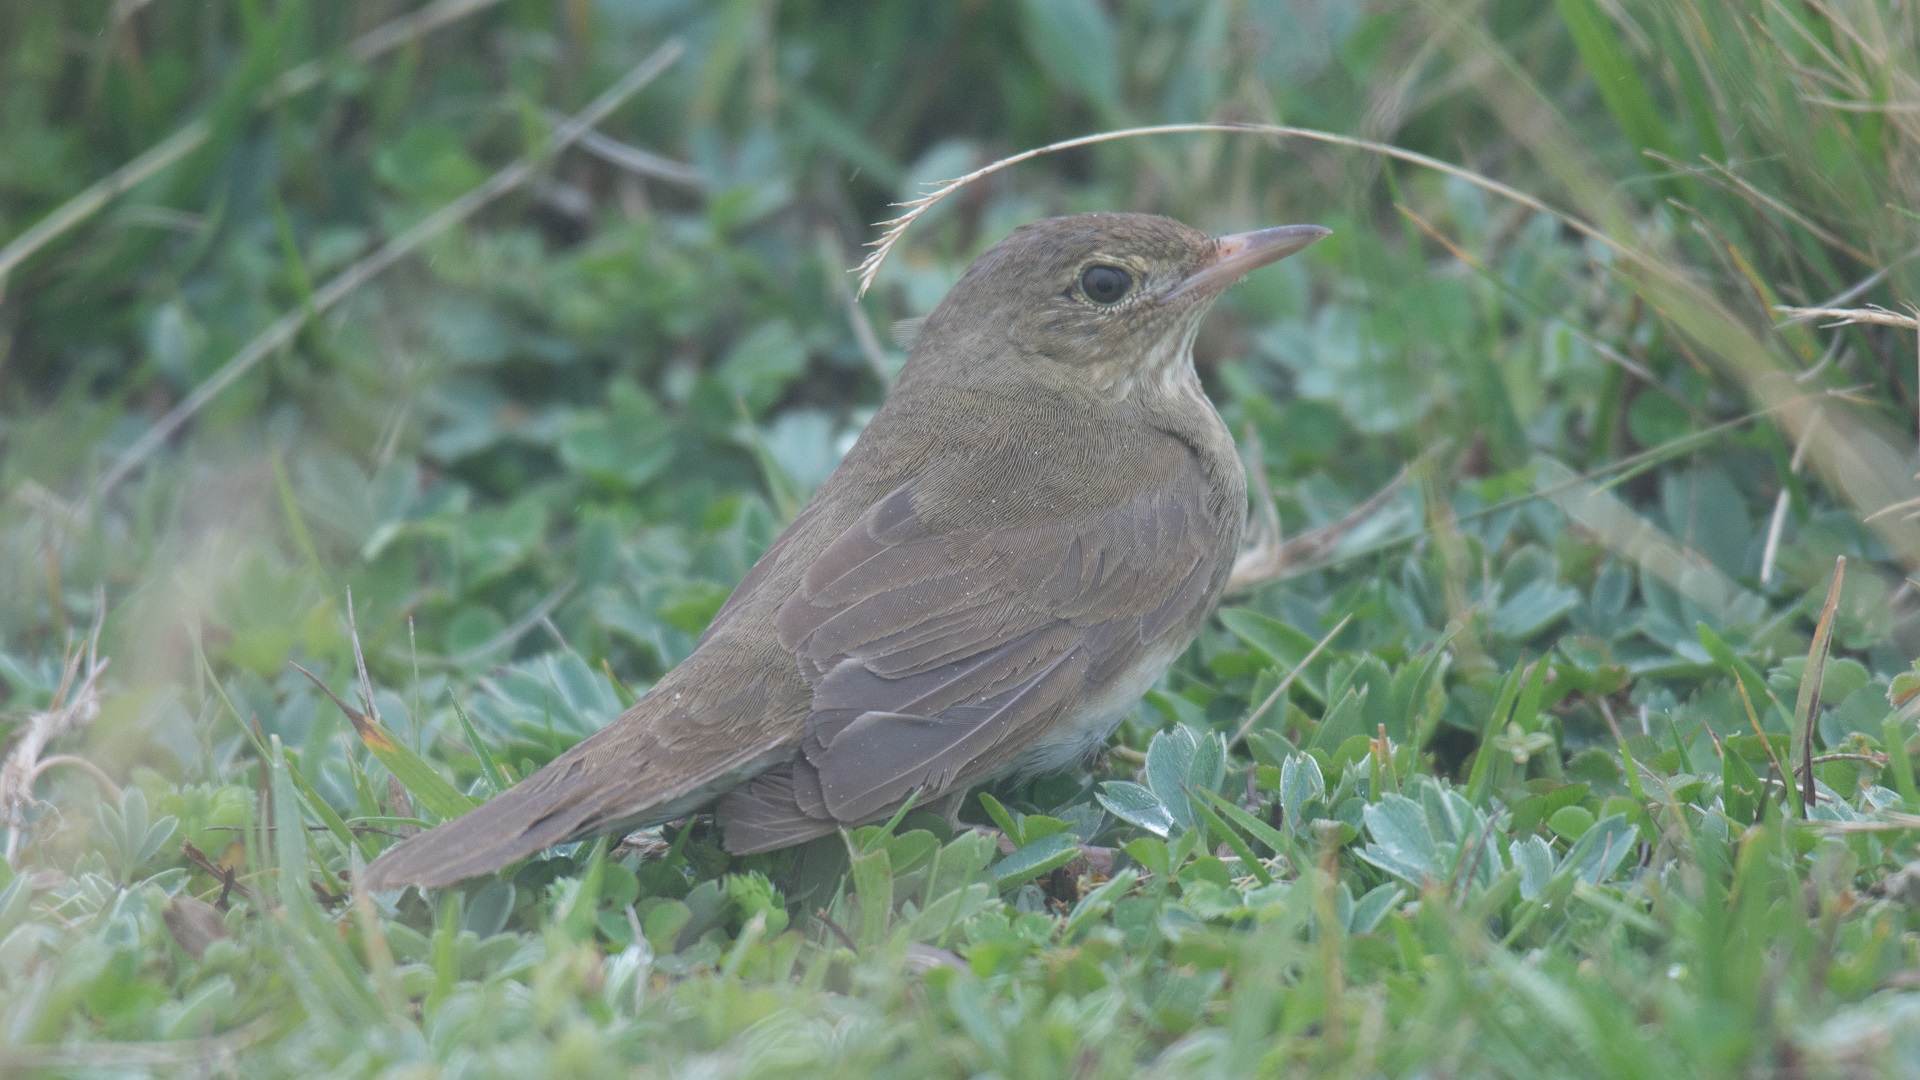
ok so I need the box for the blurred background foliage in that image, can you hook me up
[2,0,1920,1075]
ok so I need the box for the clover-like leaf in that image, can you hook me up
[1562,814,1636,886]
[1344,881,1405,934]
[1357,795,1438,886]
[1278,752,1326,833]
[1145,726,1199,830]
[96,787,178,882]
[1097,781,1175,838]
[1511,835,1557,900]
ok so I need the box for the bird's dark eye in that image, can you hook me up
[1079,264,1132,305]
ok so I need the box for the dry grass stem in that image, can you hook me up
[1776,306,1920,456]
[0,0,514,287]
[1227,458,1419,592]
[1773,305,1920,330]
[446,578,577,667]
[1761,413,1820,585]
[541,111,703,187]
[854,121,1718,297]
[1,610,109,864]
[1797,556,1848,816]
[1231,613,1354,747]
[95,39,685,498]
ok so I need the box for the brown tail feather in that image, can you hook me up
[362,784,604,889]
[360,737,665,889]
[361,734,792,890]
[361,633,809,890]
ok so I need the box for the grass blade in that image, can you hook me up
[1794,557,1846,816]
[1188,789,1274,886]
[292,663,478,822]
[1552,0,1677,166]
[448,693,507,796]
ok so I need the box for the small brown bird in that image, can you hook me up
[363,212,1327,888]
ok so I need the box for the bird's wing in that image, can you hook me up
[768,436,1228,825]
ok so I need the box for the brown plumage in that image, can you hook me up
[361,212,1327,889]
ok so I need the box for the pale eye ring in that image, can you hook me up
[1079,264,1133,305]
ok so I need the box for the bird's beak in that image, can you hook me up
[1165,224,1331,301]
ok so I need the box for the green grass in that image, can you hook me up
[3,0,1920,1075]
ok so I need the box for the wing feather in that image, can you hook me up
[742,434,1231,830]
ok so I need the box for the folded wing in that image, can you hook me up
[718,435,1229,850]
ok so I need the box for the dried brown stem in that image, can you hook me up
[1,609,108,864]
[0,0,514,287]
[95,40,685,497]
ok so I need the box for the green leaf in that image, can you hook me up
[295,664,478,822]
[1279,752,1326,832]
[642,899,691,955]
[1146,726,1204,831]
[1882,715,1919,809]
[375,124,486,204]
[976,791,1022,842]
[559,380,676,488]
[716,320,807,417]
[279,746,363,861]
[465,882,516,938]
[1512,835,1558,900]
[1721,737,1762,825]
[1509,782,1590,833]
[1218,608,1327,703]
[1097,781,1174,838]
[1357,795,1438,886]
[1194,787,1294,861]
[1546,805,1596,842]
[1492,580,1579,640]
[450,693,507,796]
[1347,882,1404,934]
[850,845,893,949]
[0,872,31,942]
[1016,0,1121,113]
[1889,662,1920,708]
[1061,868,1138,941]
[1697,622,1788,731]
[1310,687,1369,752]
[1466,661,1528,804]
[1561,814,1636,885]
[991,833,1080,890]
[558,839,608,944]
[268,735,311,913]
[1187,792,1273,886]
[1124,836,1170,877]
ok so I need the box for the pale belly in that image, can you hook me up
[998,638,1188,780]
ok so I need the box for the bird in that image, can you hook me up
[361,212,1328,889]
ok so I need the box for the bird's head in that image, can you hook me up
[904,212,1328,398]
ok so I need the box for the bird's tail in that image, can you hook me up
[359,636,803,890]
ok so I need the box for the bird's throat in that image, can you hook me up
[1097,315,1207,404]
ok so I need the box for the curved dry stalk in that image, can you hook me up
[853,121,1655,297]
[852,122,1920,582]
[29,755,123,799]
[1,611,108,864]
[1226,460,1420,593]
